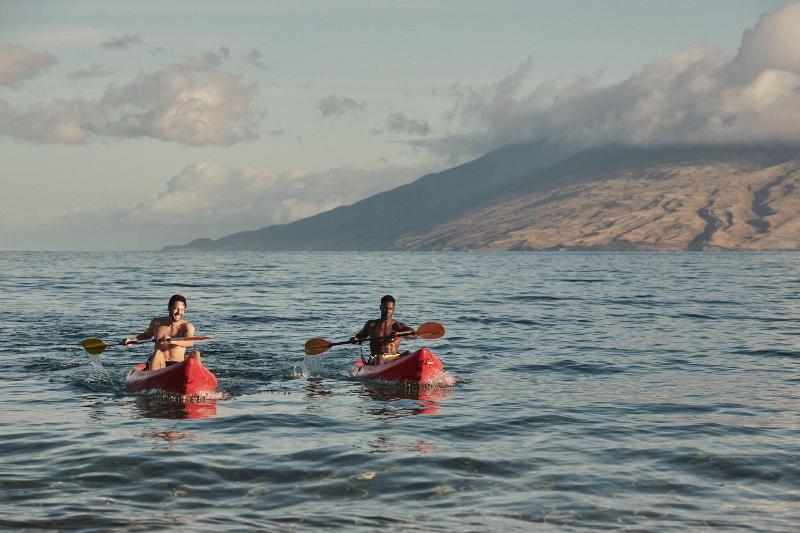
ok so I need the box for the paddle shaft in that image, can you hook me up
[304,322,443,356]
[121,335,212,345]
[353,330,415,345]
[324,330,413,349]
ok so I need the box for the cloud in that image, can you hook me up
[67,64,111,82]
[419,2,800,161]
[8,161,432,250]
[318,94,366,117]
[101,33,144,49]
[385,112,431,136]
[0,45,57,87]
[0,54,261,145]
[244,48,269,70]
[732,3,800,82]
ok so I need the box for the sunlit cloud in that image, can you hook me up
[0,45,57,87]
[0,53,261,145]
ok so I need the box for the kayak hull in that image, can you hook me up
[351,348,443,384]
[125,352,217,396]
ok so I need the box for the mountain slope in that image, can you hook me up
[398,149,800,250]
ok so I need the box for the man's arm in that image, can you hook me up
[350,321,371,344]
[121,319,156,346]
[393,321,416,338]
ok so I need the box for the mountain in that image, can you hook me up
[163,143,800,251]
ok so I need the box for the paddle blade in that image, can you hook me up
[304,338,333,356]
[415,322,445,340]
[80,338,109,356]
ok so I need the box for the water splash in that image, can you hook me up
[424,371,461,387]
[295,355,325,378]
[83,355,112,390]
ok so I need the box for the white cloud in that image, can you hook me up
[0,54,261,145]
[420,2,800,160]
[732,3,800,82]
[3,161,431,250]
[0,45,57,87]
[318,94,366,117]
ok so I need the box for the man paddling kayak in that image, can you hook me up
[121,294,198,371]
[350,295,416,365]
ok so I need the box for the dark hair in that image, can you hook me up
[380,295,395,306]
[168,294,187,309]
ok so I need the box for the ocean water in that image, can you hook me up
[1,251,799,531]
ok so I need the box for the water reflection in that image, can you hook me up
[84,395,112,423]
[305,377,334,399]
[126,395,218,420]
[304,377,334,414]
[367,434,439,454]
[361,384,450,417]
[140,430,192,450]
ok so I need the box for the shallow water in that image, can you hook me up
[1,251,799,530]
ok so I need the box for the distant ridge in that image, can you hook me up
[163,139,572,251]
[163,142,800,251]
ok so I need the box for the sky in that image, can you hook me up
[1,0,797,250]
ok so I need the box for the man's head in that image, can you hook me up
[380,294,395,320]
[168,294,187,322]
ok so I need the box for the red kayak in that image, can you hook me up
[126,352,217,396]
[351,348,444,384]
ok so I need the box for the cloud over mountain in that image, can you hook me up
[420,2,800,161]
[25,161,429,250]
[0,45,57,87]
[0,54,260,145]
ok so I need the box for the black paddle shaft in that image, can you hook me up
[341,330,414,347]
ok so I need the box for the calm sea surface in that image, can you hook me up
[1,251,799,531]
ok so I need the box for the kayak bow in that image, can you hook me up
[351,348,443,384]
[125,352,217,396]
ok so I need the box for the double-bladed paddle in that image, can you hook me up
[304,321,445,356]
[79,336,213,356]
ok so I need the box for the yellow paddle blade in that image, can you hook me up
[80,338,109,356]
[304,338,332,356]
[416,322,445,339]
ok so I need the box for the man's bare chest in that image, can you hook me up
[154,321,186,337]
[369,321,395,338]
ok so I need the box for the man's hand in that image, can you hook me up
[156,335,172,345]
[350,336,362,345]
[120,337,134,346]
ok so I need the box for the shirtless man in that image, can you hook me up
[120,294,197,370]
[350,295,416,364]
